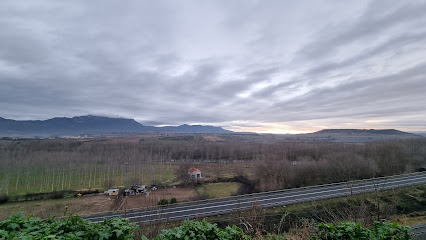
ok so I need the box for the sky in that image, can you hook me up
[1,0,426,133]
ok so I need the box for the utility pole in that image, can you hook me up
[122,162,130,218]
[124,162,129,189]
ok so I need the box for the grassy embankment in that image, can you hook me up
[195,182,243,198]
[190,184,426,230]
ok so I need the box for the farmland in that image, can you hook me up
[0,134,425,198]
[0,133,425,238]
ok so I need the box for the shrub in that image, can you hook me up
[0,212,138,239]
[170,198,177,204]
[153,219,251,240]
[51,191,65,199]
[22,190,73,201]
[0,195,9,204]
[158,199,169,205]
[372,221,412,240]
[312,221,412,240]
[75,189,99,197]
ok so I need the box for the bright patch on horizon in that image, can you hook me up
[257,129,313,134]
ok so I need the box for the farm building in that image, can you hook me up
[188,168,202,178]
[104,189,119,196]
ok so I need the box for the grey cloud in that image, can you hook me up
[298,1,426,61]
[269,62,426,121]
[306,31,426,76]
[1,0,425,132]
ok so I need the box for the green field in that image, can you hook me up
[195,182,242,198]
[0,162,176,196]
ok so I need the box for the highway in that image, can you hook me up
[85,172,426,224]
[412,224,426,239]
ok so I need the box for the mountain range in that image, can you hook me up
[0,115,232,136]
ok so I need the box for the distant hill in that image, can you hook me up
[0,116,232,137]
[161,124,232,134]
[315,129,418,136]
[289,128,423,143]
[414,131,426,137]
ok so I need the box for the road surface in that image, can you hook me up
[85,172,426,224]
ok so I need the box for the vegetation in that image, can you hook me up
[151,219,412,240]
[2,137,424,197]
[195,182,242,199]
[313,221,412,240]
[0,211,414,240]
[0,212,138,239]
[158,199,169,205]
[158,198,178,206]
[153,219,250,240]
[184,184,426,238]
[0,195,9,204]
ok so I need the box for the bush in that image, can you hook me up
[22,190,73,201]
[51,191,65,199]
[154,219,251,240]
[312,221,412,240]
[158,199,169,205]
[170,198,177,204]
[0,195,9,204]
[75,189,99,197]
[0,212,138,239]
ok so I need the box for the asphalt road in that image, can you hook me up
[85,172,426,224]
[412,224,426,239]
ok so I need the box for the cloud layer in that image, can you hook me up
[1,0,425,133]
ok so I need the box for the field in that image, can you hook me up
[0,135,425,203]
[0,136,257,196]
[0,194,116,220]
[0,134,425,238]
[195,182,242,198]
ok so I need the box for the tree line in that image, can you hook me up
[0,137,424,196]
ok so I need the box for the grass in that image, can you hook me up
[189,162,254,180]
[188,184,426,231]
[0,163,176,196]
[0,161,252,197]
[195,182,242,198]
[0,194,116,220]
[395,213,426,226]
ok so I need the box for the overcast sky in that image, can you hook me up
[1,0,426,133]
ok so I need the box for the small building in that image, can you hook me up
[104,189,119,196]
[188,168,202,179]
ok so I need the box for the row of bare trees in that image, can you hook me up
[0,137,424,196]
[253,140,425,191]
